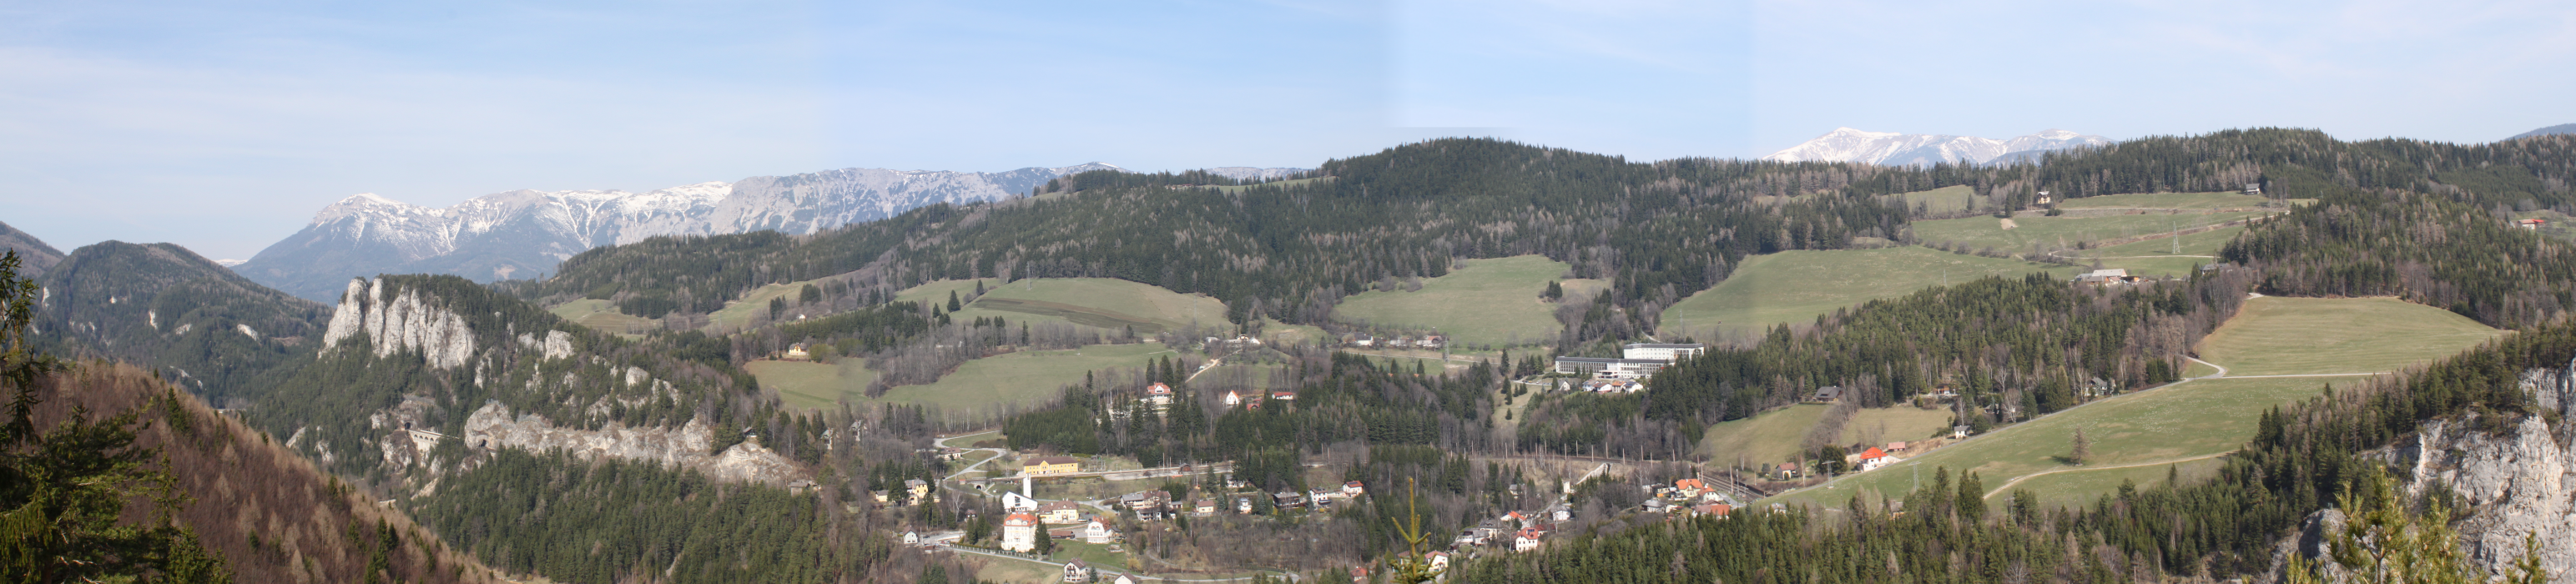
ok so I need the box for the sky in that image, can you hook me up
[4,0,2572,260]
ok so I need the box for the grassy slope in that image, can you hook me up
[1912,211,2267,254]
[744,360,880,410]
[703,278,828,331]
[1898,185,1982,215]
[2198,296,2505,375]
[878,343,1172,418]
[2053,191,2270,209]
[1696,404,1958,470]
[547,299,659,334]
[2063,225,2246,278]
[1763,296,2504,510]
[1657,247,2073,340]
[1333,254,1606,347]
[900,278,1229,335]
[1696,405,1827,467]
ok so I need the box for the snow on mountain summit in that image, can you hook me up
[236,163,1163,301]
[1763,128,2110,166]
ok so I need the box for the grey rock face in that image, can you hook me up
[2283,357,2576,581]
[462,402,804,486]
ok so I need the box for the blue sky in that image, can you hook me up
[4,0,2572,259]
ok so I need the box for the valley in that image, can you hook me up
[15,128,2576,583]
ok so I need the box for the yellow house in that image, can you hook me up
[1025,456,1080,476]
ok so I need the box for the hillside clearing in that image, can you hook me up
[2053,191,2272,210]
[900,278,1228,335]
[2196,296,2505,376]
[547,299,658,335]
[1912,211,2269,254]
[1658,246,2071,340]
[1333,254,1606,347]
[1763,296,2504,510]
[877,343,1170,419]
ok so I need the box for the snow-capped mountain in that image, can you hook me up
[234,163,1122,301]
[1200,167,1308,182]
[1762,128,2110,167]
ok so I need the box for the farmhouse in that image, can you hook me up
[1001,513,1039,552]
[1144,383,1174,410]
[1809,386,1843,403]
[1343,481,1365,497]
[1853,446,1893,471]
[1024,456,1081,476]
[1514,527,1547,551]
[784,343,810,360]
[2521,218,2547,229]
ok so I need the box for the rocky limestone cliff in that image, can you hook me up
[461,402,803,486]
[2277,357,2576,581]
[320,278,476,369]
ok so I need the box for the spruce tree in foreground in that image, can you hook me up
[0,250,232,582]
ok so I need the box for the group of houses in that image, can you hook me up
[1345,334,1446,350]
[1638,478,1737,518]
[869,477,940,506]
[1220,388,1297,410]
[1550,343,1707,381]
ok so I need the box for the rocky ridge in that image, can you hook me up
[235,162,1127,300]
[2275,357,2576,581]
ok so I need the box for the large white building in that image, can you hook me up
[1621,343,1706,362]
[1551,357,1669,379]
[1001,512,1039,552]
[1551,343,1706,380]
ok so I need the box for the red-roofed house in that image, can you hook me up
[1855,446,1892,471]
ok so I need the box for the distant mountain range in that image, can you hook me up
[234,163,1306,301]
[2511,123,2576,140]
[1762,128,2111,167]
[0,219,63,276]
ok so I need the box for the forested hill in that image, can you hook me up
[507,138,1925,344]
[503,132,2573,344]
[247,274,829,480]
[33,240,328,406]
[26,362,506,584]
[0,219,63,276]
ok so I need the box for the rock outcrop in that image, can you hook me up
[461,402,804,486]
[2288,357,2576,581]
[321,278,476,369]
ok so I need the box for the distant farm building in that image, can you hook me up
[1024,456,1081,476]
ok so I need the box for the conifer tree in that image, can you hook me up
[0,251,232,583]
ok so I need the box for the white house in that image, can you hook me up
[1001,512,1039,552]
[1514,527,1545,551]
[1144,383,1174,410]
[1084,516,1116,544]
